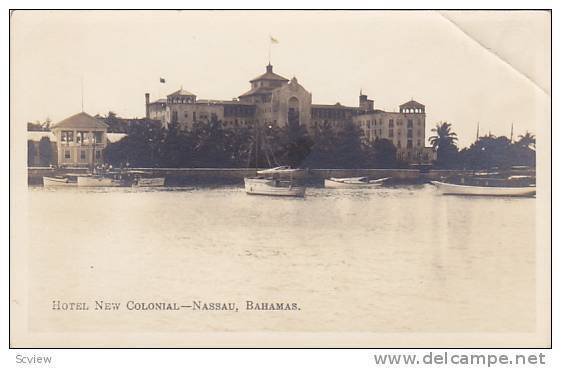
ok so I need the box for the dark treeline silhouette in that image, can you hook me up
[429,121,536,170]
[27,118,52,131]
[104,117,400,169]
[104,117,536,170]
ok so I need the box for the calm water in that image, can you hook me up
[27,185,536,333]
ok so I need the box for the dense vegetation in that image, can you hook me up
[104,117,536,170]
[428,121,536,170]
[104,117,403,169]
[27,111,536,169]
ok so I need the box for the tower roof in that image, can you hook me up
[52,112,109,130]
[167,88,196,97]
[249,64,289,83]
[399,100,425,108]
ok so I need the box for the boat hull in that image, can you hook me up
[133,177,166,187]
[324,179,384,189]
[77,176,125,187]
[431,181,536,197]
[43,176,76,187]
[244,178,306,197]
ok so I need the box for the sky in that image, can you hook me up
[11,10,550,147]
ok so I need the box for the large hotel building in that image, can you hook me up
[145,64,435,163]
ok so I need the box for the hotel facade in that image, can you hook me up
[146,64,436,163]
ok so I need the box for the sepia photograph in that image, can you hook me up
[9,9,551,348]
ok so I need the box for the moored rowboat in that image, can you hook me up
[43,176,77,187]
[430,181,536,197]
[324,177,389,189]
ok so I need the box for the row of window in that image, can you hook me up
[358,118,422,128]
[311,109,351,119]
[60,131,103,144]
[168,97,195,104]
[63,149,102,161]
[400,108,424,114]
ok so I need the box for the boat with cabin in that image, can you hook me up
[76,171,127,187]
[431,171,535,197]
[125,170,166,187]
[244,177,306,197]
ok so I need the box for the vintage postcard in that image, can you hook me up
[9,10,551,347]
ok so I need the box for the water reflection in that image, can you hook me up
[27,184,536,333]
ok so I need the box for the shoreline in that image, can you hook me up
[27,167,535,186]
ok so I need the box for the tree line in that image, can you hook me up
[27,112,536,170]
[428,122,536,170]
[104,117,403,169]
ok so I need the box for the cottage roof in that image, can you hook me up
[399,100,425,108]
[51,112,109,130]
[107,133,127,143]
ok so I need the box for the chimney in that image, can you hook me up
[145,93,150,119]
[266,63,273,73]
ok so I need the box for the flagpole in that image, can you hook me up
[81,76,84,112]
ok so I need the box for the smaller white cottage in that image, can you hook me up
[28,112,127,167]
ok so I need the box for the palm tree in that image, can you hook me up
[429,122,459,168]
[517,131,536,148]
[429,122,458,149]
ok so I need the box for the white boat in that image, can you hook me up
[244,177,306,197]
[324,176,390,189]
[256,166,300,175]
[430,181,536,197]
[124,170,166,187]
[77,175,126,187]
[133,177,166,187]
[43,176,77,187]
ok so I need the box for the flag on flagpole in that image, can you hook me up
[270,36,279,44]
[159,77,166,83]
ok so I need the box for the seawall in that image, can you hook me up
[28,167,470,186]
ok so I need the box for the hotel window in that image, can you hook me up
[407,140,413,148]
[193,112,196,121]
[64,150,71,159]
[407,119,413,128]
[397,141,401,148]
[389,129,394,138]
[95,150,101,159]
[80,150,86,161]
[407,129,413,138]
[389,119,394,127]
